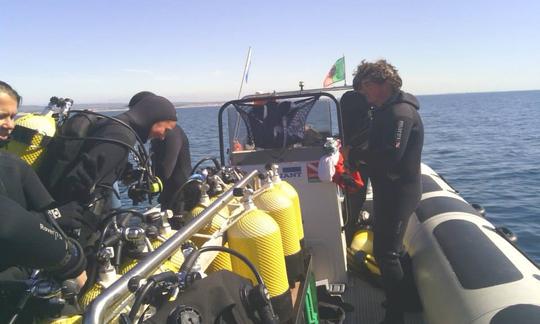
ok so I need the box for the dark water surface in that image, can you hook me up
[121,90,540,263]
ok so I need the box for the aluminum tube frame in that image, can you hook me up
[84,170,259,324]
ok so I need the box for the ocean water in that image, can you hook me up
[121,90,540,263]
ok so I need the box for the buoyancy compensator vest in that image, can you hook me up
[2,112,57,169]
[143,270,275,324]
[38,111,103,197]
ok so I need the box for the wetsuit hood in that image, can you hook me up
[128,91,156,108]
[399,92,420,110]
[120,95,177,142]
[380,91,420,111]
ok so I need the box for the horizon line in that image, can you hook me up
[19,88,540,109]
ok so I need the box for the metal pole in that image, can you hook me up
[83,170,259,324]
[237,47,252,99]
[232,47,253,148]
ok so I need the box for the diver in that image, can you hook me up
[349,60,424,324]
[339,88,371,243]
[0,81,88,322]
[51,93,178,216]
[128,91,192,211]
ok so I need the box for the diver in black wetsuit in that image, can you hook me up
[340,90,371,242]
[0,81,88,322]
[53,94,178,211]
[350,60,424,324]
[128,91,192,211]
[151,126,192,210]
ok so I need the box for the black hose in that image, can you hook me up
[66,110,148,162]
[114,240,124,268]
[168,178,204,214]
[128,280,156,322]
[181,246,264,286]
[180,246,278,323]
[101,209,145,228]
[54,135,145,166]
[7,287,33,324]
[62,109,156,193]
[190,156,221,175]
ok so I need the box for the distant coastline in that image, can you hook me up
[19,101,224,113]
[18,89,540,113]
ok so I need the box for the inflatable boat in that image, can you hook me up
[6,89,539,324]
[344,163,540,323]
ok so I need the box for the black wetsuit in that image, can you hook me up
[0,150,54,210]
[340,91,371,241]
[56,114,135,204]
[55,95,178,210]
[0,151,65,270]
[351,91,423,314]
[151,125,192,210]
[0,151,83,322]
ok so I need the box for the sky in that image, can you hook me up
[1,0,539,105]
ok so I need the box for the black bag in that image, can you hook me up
[144,271,261,324]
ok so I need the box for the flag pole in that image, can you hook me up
[237,46,252,99]
[343,54,347,86]
[232,47,252,147]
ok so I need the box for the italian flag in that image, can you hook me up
[323,57,345,87]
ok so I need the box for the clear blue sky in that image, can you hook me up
[2,0,539,104]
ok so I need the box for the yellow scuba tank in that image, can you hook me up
[254,173,303,285]
[350,228,373,254]
[228,190,293,322]
[150,235,186,273]
[44,315,82,324]
[118,258,139,275]
[270,164,306,248]
[188,199,230,246]
[187,187,232,272]
[152,210,186,272]
[79,282,105,309]
[347,228,381,276]
[3,112,56,169]
[206,242,233,273]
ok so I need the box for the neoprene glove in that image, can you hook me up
[49,201,85,231]
[65,153,105,203]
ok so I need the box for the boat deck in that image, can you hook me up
[342,273,425,323]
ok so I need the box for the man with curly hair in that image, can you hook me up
[350,59,424,324]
